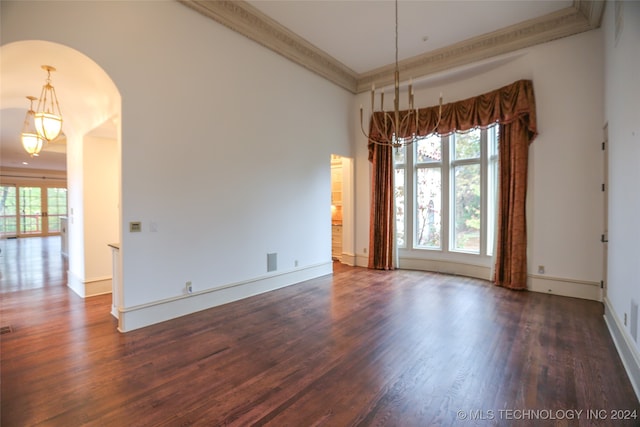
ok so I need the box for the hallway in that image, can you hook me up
[0,236,68,293]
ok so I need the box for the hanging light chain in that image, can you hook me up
[359,0,442,148]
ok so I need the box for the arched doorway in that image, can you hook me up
[0,40,122,303]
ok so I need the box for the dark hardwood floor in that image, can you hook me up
[1,237,638,426]
[0,235,68,293]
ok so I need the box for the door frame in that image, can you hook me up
[601,122,609,301]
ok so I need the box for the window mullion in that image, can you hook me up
[405,146,414,249]
[451,158,480,167]
[442,135,450,253]
[480,129,488,257]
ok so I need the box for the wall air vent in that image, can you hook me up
[267,253,277,272]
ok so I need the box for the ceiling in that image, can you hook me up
[247,0,573,75]
[1,0,604,173]
[1,41,118,174]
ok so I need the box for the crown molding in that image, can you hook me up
[357,0,605,92]
[178,0,604,95]
[178,0,358,93]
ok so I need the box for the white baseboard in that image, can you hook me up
[354,253,368,268]
[352,255,600,301]
[604,297,640,402]
[67,271,112,298]
[340,252,356,266]
[528,274,601,301]
[117,261,333,333]
[399,257,491,280]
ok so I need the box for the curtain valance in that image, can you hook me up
[368,79,537,161]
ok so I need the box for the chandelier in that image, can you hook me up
[34,65,63,142]
[21,96,45,157]
[360,0,442,148]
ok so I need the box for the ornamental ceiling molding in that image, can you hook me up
[178,0,358,92]
[179,0,604,95]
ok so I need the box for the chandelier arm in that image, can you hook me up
[370,111,393,144]
[360,108,393,145]
[397,110,418,136]
[36,84,48,114]
[50,85,62,116]
[426,112,443,137]
[359,108,371,139]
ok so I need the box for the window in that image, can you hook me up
[395,126,498,258]
[47,187,68,233]
[0,185,17,237]
[0,183,67,238]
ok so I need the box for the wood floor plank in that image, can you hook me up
[1,237,639,426]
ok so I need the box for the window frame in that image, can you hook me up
[394,125,498,265]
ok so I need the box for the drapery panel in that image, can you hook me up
[367,79,537,288]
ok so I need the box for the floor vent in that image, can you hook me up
[0,326,13,335]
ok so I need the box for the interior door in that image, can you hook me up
[602,123,609,300]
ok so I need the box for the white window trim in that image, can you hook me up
[395,126,498,278]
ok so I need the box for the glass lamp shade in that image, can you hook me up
[34,66,63,142]
[21,96,45,157]
[34,112,63,142]
[21,132,44,157]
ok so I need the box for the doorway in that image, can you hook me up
[331,155,343,261]
[0,183,67,238]
[602,123,609,301]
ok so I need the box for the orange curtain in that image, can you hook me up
[368,141,395,270]
[368,79,537,287]
[493,119,532,289]
[367,95,402,270]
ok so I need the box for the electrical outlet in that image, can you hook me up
[363,247,367,254]
[538,265,545,274]
[295,260,299,267]
[624,313,628,326]
[185,281,193,294]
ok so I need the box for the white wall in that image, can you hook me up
[354,29,605,299]
[83,135,118,281]
[602,0,640,397]
[66,131,85,283]
[2,1,352,329]
[113,2,352,309]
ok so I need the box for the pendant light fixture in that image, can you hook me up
[360,0,442,148]
[34,65,63,142]
[21,96,45,157]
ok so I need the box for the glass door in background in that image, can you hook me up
[19,186,42,235]
[47,187,68,233]
[0,185,18,238]
[0,184,67,237]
